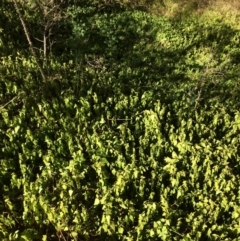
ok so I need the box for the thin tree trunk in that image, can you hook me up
[13,0,47,82]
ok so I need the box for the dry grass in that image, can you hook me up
[203,0,240,28]
[149,0,240,27]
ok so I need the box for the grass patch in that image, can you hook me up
[148,0,240,28]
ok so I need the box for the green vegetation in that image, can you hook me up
[0,0,240,240]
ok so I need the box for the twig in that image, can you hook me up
[0,94,22,111]
[169,228,184,237]
[107,118,132,121]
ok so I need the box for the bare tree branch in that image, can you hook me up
[13,0,47,82]
[0,92,23,111]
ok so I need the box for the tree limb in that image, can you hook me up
[13,0,47,82]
